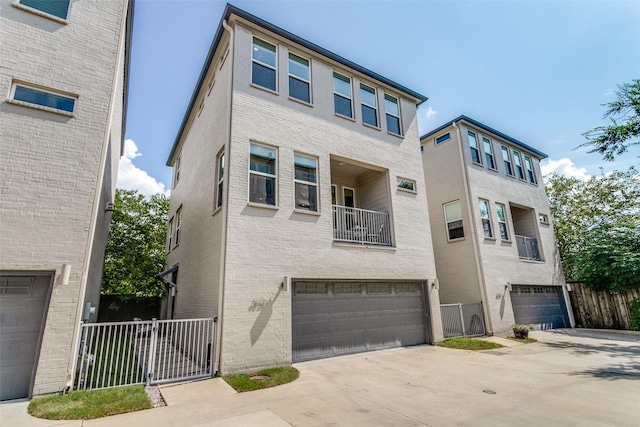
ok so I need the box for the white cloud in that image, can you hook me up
[424,106,438,119]
[117,139,169,196]
[540,158,591,181]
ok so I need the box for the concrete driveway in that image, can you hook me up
[2,329,639,426]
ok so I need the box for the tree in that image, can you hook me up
[102,189,169,297]
[580,79,640,161]
[545,168,640,291]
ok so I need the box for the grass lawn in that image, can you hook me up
[224,366,299,392]
[28,385,151,420]
[437,337,504,350]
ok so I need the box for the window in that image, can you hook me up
[333,72,352,118]
[343,187,355,208]
[385,94,401,135]
[215,150,225,209]
[468,131,482,164]
[502,146,514,176]
[495,203,509,240]
[360,84,378,127]
[167,217,174,251]
[539,213,549,225]
[10,82,76,113]
[294,154,318,212]
[436,133,451,145]
[331,185,337,205]
[397,178,416,192]
[249,143,277,206]
[513,150,525,180]
[17,0,70,19]
[288,53,310,103]
[524,155,537,184]
[483,137,496,169]
[444,201,464,240]
[174,154,181,188]
[175,207,182,247]
[251,37,277,91]
[479,200,493,238]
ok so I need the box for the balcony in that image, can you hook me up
[333,205,392,246]
[516,235,542,261]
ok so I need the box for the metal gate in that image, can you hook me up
[75,318,216,390]
[440,302,486,338]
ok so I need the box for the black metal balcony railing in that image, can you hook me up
[516,235,542,261]
[332,205,392,246]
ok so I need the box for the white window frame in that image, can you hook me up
[293,153,319,212]
[175,207,182,247]
[483,137,496,170]
[539,213,550,225]
[524,155,537,184]
[468,131,482,165]
[248,142,278,207]
[14,0,70,23]
[397,178,416,193]
[173,154,181,188]
[435,133,451,145]
[502,145,514,176]
[495,203,509,240]
[167,216,174,252]
[479,199,494,238]
[288,52,311,104]
[331,184,337,205]
[333,71,353,119]
[215,149,225,210]
[384,93,402,136]
[444,200,464,241]
[9,81,77,116]
[343,186,356,208]
[251,36,277,92]
[513,150,526,180]
[360,83,379,128]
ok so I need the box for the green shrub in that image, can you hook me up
[629,298,640,331]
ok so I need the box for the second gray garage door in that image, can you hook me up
[292,281,428,362]
[510,285,570,329]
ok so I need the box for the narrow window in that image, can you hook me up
[397,178,416,192]
[513,150,525,180]
[479,200,493,238]
[524,155,537,184]
[251,37,277,91]
[18,0,70,19]
[215,150,225,209]
[175,207,182,247]
[174,154,181,188]
[294,154,318,212]
[167,217,174,251]
[495,203,509,240]
[360,84,378,127]
[444,201,464,240]
[483,137,496,169]
[385,94,401,135]
[539,213,549,224]
[331,184,337,205]
[333,72,353,118]
[249,143,277,206]
[343,187,355,208]
[468,131,482,164]
[11,82,76,113]
[502,146,514,176]
[435,133,451,145]
[288,53,310,103]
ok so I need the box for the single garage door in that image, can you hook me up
[0,274,52,401]
[292,281,429,362]
[510,285,570,329]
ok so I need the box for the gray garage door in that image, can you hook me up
[510,285,570,329]
[292,281,428,362]
[0,274,51,401]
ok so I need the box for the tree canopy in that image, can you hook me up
[580,79,640,161]
[102,189,169,297]
[545,168,640,291]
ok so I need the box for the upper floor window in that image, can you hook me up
[436,133,451,145]
[479,199,493,238]
[397,178,416,192]
[249,143,277,206]
[524,155,537,184]
[175,207,182,247]
[10,82,76,114]
[539,213,549,225]
[251,37,277,91]
[360,84,378,127]
[468,131,482,164]
[444,201,464,241]
[483,137,496,169]
[513,150,525,180]
[288,53,310,103]
[17,0,70,20]
[167,217,174,252]
[495,203,509,240]
[333,72,353,118]
[502,145,514,176]
[294,154,318,212]
[384,94,401,135]
[215,150,225,209]
[173,154,181,188]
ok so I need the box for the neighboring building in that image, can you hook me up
[163,4,443,374]
[420,115,574,335]
[0,0,133,399]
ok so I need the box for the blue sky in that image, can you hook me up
[121,0,640,195]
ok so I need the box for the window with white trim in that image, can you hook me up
[167,217,174,252]
[468,131,482,164]
[360,83,378,127]
[175,207,182,247]
[513,150,525,180]
[215,150,225,209]
[288,53,310,103]
[539,213,549,225]
[173,154,181,188]
[384,94,401,135]
[333,72,353,118]
[502,145,514,176]
[251,37,277,91]
[436,133,451,145]
[397,178,416,192]
[17,0,70,19]
[249,143,277,206]
[524,155,537,184]
[444,201,464,240]
[483,137,496,169]
[294,153,318,212]
[495,203,509,240]
[10,82,76,114]
[479,199,493,238]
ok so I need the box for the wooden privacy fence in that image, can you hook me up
[568,283,640,330]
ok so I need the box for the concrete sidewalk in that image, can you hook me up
[2,330,638,426]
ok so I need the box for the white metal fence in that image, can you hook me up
[440,303,486,338]
[75,318,215,390]
[332,205,392,246]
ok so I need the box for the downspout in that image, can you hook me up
[452,121,494,334]
[214,19,234,375]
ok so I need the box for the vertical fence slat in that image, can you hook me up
[568,283,638,330]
